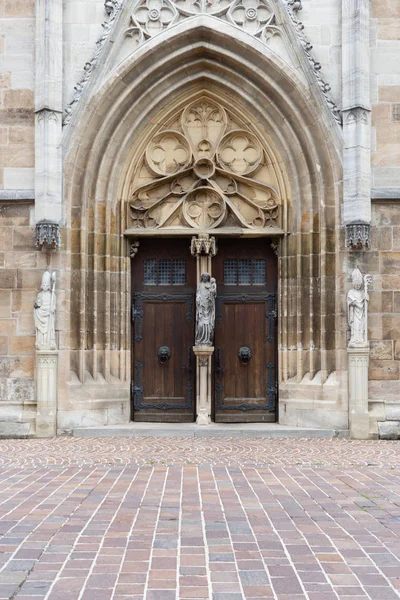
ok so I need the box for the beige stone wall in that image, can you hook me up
[346,202,400,435]
[0,0,35,191]
[0,203,39,435]
[371,0,400,188]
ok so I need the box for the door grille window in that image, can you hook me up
[144,259,186,285]
[224,259,266,285]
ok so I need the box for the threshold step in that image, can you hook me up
[72,423,349,439]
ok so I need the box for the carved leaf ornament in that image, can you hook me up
[129,98,281,231]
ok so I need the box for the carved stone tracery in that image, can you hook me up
[128,97,282,233]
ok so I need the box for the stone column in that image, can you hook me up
[35,351,58,437]
[191,235,217,426]
[193,346,214,426]
[342,0,371,249]
[34,0,63,248]
[347,347,370,439]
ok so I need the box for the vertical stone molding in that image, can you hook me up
[35,351,58,437]
[35,0,63,234]
[342,0,371,248]
[347,347,370,439]
[193,346,214,426]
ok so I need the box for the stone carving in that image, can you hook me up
[195,273,217,346]
[128,97,281,232]
[130,240,140,257]
[347,268,373,348]
[34,271,57,351]
[63,1,122,126]
[283,0,341,124]
[190,234,217,257]
[345,223,371,249]
[35,221,61,249]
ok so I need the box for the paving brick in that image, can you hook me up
[0,439,396,600]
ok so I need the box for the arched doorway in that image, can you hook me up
[61,19,344,431]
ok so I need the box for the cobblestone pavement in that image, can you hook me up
[0,439,398,600]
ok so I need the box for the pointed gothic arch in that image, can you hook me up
[60,18,345,430]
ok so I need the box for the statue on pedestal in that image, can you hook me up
[347,268,372,347]
[34,271,57,351]
[195,273,217,346]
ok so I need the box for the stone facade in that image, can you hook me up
[0,0,399,438]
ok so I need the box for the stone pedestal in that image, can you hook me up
[35,351,58,437]
[193,345,214,426]
[347,346,370,439]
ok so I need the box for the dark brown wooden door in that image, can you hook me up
[213,239,278,422]
[131,239,196,422]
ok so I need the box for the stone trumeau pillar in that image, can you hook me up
[342,0,371,249]
[34,0,63,249]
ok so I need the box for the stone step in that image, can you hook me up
[73,423,349,439]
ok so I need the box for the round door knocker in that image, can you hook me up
[238,346,252,364]
[158,346,171,364]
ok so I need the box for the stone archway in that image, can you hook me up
[60,20,344,432]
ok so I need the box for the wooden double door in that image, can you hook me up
[131,238,277,422]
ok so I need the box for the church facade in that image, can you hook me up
[0,0,399,438]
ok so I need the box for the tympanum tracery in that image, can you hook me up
[128,97,281,232]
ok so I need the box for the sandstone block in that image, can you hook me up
[12,227,35,251]
[381,252,400,274]
[12,290,36,312]
[385,405,400,420]
[0,291,11,318]
[369,379,400,402]
[3,90,34,110]
[10,335,35,355]
[369,360,399,380]
[0,270,17,289]
[5,252,36,269]
[378,421,400,440]
[370,341,393,360]
[6,378,34,403]
[0,422,31,437]
[383,315,400,340]
[0,337,8,355]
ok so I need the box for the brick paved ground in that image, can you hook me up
[0,439,398,600]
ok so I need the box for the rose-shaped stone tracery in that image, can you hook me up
[128,97,281,232]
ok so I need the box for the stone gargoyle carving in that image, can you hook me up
[195,273,217,346]
[34,270,57,351]
[347,268,373,348]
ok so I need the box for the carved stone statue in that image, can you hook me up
[195,273,217,346]
[347,268,372,347]
[34,271,57,351]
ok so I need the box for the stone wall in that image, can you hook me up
[371,0,400,189]
[345,202,400,438]
[0,203,38,435]
[0,0,35,190]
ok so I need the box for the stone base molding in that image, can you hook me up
[35,351,58,438]
[193,345,214,426]
[347,346,370,440]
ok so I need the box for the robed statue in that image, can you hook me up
[347,268,372,347]
[34,270,57,351]
[195,273,217,346]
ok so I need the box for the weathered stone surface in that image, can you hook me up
[5,378,34,403]
[378,421,400,440]
[370,341,393,360]
[385,404,400,420]
[369,360,399,380]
